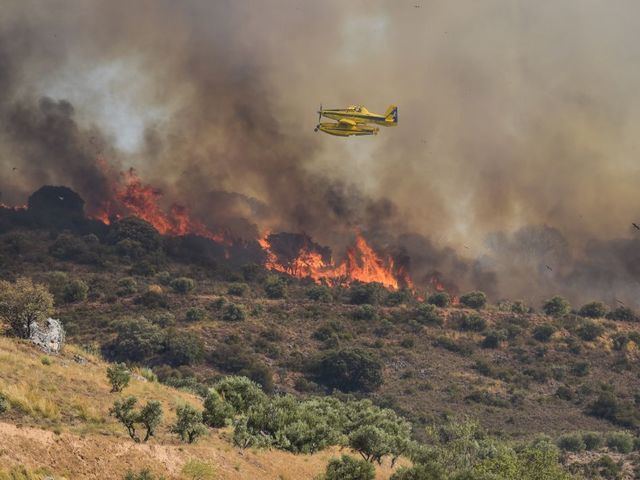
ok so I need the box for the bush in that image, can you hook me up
[202,391,235,428]
[481,330,506,349]
[136,286,168,308]
[324,455,375,480]
[49,233,88,260]
[181,460,216,480]
[108,217,160,252]
[605,431,634,453]
[352,305,378,321]
[164,330,204,366]
[414,303,443,326]
[117,277,138,296]
[0,277,54,338]
[307,285,333,302]
[533,323,556,342]
[587,392,639,428]
[427,292,450,308]
[227,283,248,297]
[212,376,267,414]
[170,277,195,294]
[542,296,570,317]
[123,469,160,480]
[459,291,487,309]
[385,289,412,306]
[390,464,446,480]
[511,300,529,314]
[606,306,637,322]
[108,317,164,362]
[109,396,162,442]
[185,307,206,323]
[62,279,88,303]
[454,312,486,332]
[308,348,383,392]
[264,275,286,299]
[582,431,604,451]
[107,362,131,392]
[557,433,585,452]
[171,404,207,443]
[0,392,8,414]
[578,302,607,318]
[577,320,604,341]
[222,302,246,322]
[348,282,383,305]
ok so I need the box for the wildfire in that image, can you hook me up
[259,231,412,290]
[91,168,229,244]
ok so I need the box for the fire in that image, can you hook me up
[91,168,229,244]
[260,231,412,290]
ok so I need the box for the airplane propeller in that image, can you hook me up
[315,103,322,132]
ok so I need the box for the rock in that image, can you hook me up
[73,354,87,364]
[29,318,65,354]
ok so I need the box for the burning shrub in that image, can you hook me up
[427,292,450,308]
[348,282,383,305]
[263,275,286,299]
[227,283,248,297]
[578,301,607,318]
[164,330,204,366]
[542,296,571,317]
[307,348,384,392]
[606,306,638,322]
[306,285,333,302]
[108,217,161,253]
[170,277,195,294]
[324,455,375,480]
[533,323,556,342]
[459,291,487,309]
[221,302,246,322]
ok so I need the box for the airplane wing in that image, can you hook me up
[338,118,357,127]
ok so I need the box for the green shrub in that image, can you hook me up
[109,396,162,442]
[171,404,207,443]
[414,303,443,326]
[212,376,266,414]
[202,391,234,427]
[123,469,161,480]
[107,362,131,392]
[152,312,175,327]
[587,392,639,428]
[352,305,378,321]
[533,323,556,342]
[511,300,529,314]
[481,330,506,349]
[308,348,383,392]
[556,433,585,452]
[227,283,248,297]
[264,275,286,299]
[117,277,138,296]
[578,302,607,318]
[135,286,168,308]
[324,455,375,480]
[307,285,333,302]
[49,233,88,260]
[427,292,450,308]
[605,431,634,453]
[582,431,604,450]
[170,277,195,294]
[589,455,622,480]
[108,217,160,252]
[109,317,164,362]
[454,312,486,332]
[390,464,446,480]
[385,289,412,306]
[577,320,604,341]
[542,296,570,317]
[164,330,204,366]
[155,271,172,285]
[348,282,383,305]
[606,306,637,322]
[181,460,216,480]
[222,302,246,322]
[62,279,88,303]
[185,307,206,323]
[612,333,629,351]
[459,291,487,309]
[0,392,8,414]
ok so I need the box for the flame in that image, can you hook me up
[260,231,412,290]
[91,168,229,244]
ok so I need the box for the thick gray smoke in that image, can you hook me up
[2,0,640,307]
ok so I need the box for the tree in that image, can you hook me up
[164,330,204,366]
[107,363,131,392]
[309,348,384,392]
[109,317,164,362]
[427,292,450,308]
[349,425,392,463]
[108,217,160,252]
[138,400,163,441]
[202,390,235,427]
[578,301,607,318]
[0,277,54,338]
[212,376,266,414]
[542,296,570,317]
[172,404,207,443]
[348,282,383,305]
[459,291,487,309]
[390,465,446,480]
[324,455,375,480]
[110,396,140,441]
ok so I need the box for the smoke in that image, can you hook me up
[2,0,640,306]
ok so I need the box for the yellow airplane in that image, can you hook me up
[314,104,398,137]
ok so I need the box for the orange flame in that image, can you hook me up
[260,231,412,290]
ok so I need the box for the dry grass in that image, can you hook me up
[0,336,401,479]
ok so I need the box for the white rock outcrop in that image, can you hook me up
[29,318,65,354]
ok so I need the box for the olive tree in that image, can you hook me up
[0,277,54,338]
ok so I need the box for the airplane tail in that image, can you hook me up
[384,105,398,124]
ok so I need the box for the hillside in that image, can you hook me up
[0,336,402,479]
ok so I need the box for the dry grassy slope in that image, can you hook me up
[0,337,400,480]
